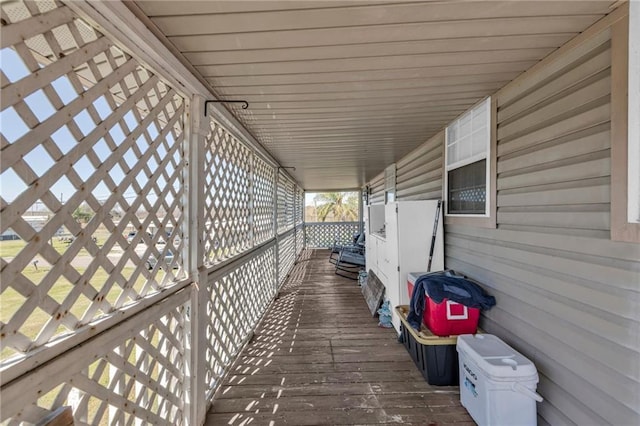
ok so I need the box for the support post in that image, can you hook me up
[185,95,208,425]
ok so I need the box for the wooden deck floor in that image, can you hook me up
[206,249,473,425]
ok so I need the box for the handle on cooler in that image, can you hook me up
[446,300,468,320]
[512,382,543,402]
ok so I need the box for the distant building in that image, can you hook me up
[0,229,20,241]
[1,215,57,241]
[23,215,50,232]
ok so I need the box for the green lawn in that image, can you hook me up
[0,265,156,360]
[0,227,113,258]
[1,261,168,423]
[0,239,28,257]
[1,227,180,421]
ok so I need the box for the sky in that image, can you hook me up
[304,193,316,207]
[0,46,160,207]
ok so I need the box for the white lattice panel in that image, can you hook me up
[252,155,275,245]
[1,2,307,424]
[0,0,186,364]
[295,225,305,256]
[2,295,188,425]
[276,173,295,234]
[305,222,361,248]
[205,245,276,398]
[277,231,296,287]
[276,175,286,234]
[202,120,252,266]
[287,182,295,230]
[295,187,304,226]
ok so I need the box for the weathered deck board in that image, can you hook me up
[206,249,471,425]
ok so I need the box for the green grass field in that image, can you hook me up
[0,239,28,257]
[1,227,180,421]
[0,226,114,258]
[1,252,167,423]
[0,265,154,360]
[1,227,172,357]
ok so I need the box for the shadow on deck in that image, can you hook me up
[206,249,473,425]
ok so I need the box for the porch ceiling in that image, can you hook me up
[132,0,617,190]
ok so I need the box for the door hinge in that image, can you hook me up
[397,266,400,272]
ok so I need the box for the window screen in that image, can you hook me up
[445,97,490,215]
[447,159,486,214]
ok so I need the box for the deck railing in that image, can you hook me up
[0,2,304,424]
[304,222,362,248]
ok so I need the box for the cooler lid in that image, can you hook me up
[408,272,429,284]
[457,334,538,380]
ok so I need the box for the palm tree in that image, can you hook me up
[313,192,358,222]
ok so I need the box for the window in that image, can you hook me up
[385,163,396,204]
[445,98,491,216]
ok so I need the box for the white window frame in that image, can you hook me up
[384,163,396,204]
[444,97,491,217]
[628,0,639,223]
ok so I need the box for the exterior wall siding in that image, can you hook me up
[369,172,385,204]
[445,226,639,425]
[369,10,640,425]
[496,31,612,239]
[396,131,444,201]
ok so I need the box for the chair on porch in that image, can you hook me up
[329,232,365,265]
[333,238,366,280]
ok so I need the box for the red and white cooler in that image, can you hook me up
[408,272,480,336]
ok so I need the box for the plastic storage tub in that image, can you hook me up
[408,272,480,336]
[457,334,543,426]
[395,306,459,386]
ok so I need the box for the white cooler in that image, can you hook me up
[457,334,543,426]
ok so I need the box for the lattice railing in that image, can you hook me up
[205,244,276,398]
[276,173,295,234]
[295,187,304,226]
[202,120,278,266]
[253,155,275,245]
[0,1,305,425]
[0,0,186,364]
[278,230,296,287]
[305,222,361,248]
[287,183,295,230]
[2,289,190,426]
[295,224,305,257]
[203,120,252,265]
